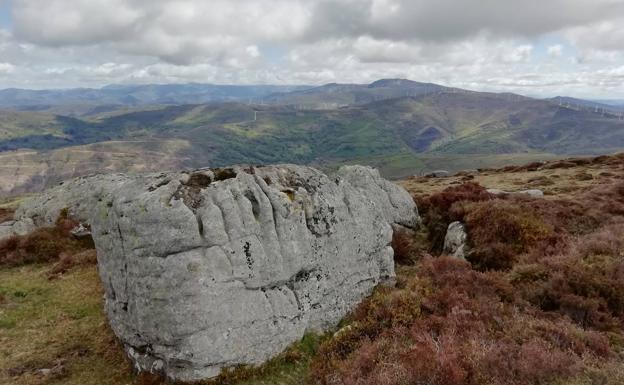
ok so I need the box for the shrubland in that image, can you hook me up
[308,154,624,385]
[3,153,624,384]
[0,209,94,270]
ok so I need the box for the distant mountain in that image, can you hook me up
[549,96,624,114]
[593,99,624,107]
[264,78,458,108]
[0,84,311,111]
[2,80,624,195]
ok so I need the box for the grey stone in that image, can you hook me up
[70,223,92,239]
[443,221,468,259]
[0,221,15,240]
[1,173,130,241]
[486,188,544,198]
[9,164,419,381]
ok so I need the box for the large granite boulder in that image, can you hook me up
[86,164,419,381]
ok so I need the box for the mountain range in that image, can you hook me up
[1,79,624,196]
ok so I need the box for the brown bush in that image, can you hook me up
[309,170,624,385]
[0,207,14,222]
[391,226,428,265]
[461,199,563,270]
[415,182,491,252]
[0,213,94,268]
[544,161,578,170]
[575,172,594,181]
[309,257,613,385]
[48,249,98,277]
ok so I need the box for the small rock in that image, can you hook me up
[424,170,450,178]
[487,188,543,198]
[443,221,468,259]
[70,223,92,239]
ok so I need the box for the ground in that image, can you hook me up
[2,153,624,384]
[0,265,135,385]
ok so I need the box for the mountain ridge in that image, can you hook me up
[2,79,624,195]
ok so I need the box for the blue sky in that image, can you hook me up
[0,0,623,99]
[0,1,11,28]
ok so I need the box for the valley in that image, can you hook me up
[1,79,624,196]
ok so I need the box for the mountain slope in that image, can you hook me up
[264,78,452,108]
[0,84,310,111]
[2,80,624,195]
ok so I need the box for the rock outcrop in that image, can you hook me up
[3,173,129,240]
[443,221,468,259]
[25,164,416,381]
[486,188,544,198]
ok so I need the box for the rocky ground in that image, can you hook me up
[2,153,624,385]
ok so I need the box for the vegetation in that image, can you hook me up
[3,82,624,195]
[0,210,94,268]
[3,154,624,384]
[308,155,624,385]
[0,264,135,385]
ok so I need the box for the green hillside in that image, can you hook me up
[2,84,624,195]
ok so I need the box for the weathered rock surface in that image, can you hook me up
[3,173,129,240]
[77,164,419,381]
[486,188,544,198]
[443,221,468,259]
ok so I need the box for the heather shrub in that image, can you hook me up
[391,226,428,264]
[309,257,613,385]
[48,249,98,277]
[0,212,94,267]
[415,182,491,252]
[0,207,14,222]
[461,199,560,270]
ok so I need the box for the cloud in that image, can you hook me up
[305,0,624,42]
[0,0,623,98]
[547,45,564,58]
[0,62,13,74]
[11,0,309,64]
[565,17,624,55]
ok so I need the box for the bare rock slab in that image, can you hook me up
[87,164,419,381]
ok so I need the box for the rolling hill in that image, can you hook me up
[264,78,453,108]
[0,83,310,113]
[2,79,624,195]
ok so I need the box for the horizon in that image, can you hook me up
[0,1,623,99]
[0,78,623,103]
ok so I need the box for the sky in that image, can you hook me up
[0,0,623,99]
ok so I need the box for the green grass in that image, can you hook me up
[0,112,68,141]
[0,263,326,385]
[0,264,135,385]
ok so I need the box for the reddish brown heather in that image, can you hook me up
[0,207,14,222]
[308,174,624,385]
[0,210,94,268]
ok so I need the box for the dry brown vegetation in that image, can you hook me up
[308,153,624,385]
[0,207,14,222]
[4,153,624,385]
[0,209,94,269]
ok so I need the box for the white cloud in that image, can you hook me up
[0,62,14,74]
[0,0,622,98]
[547,44,564,58]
